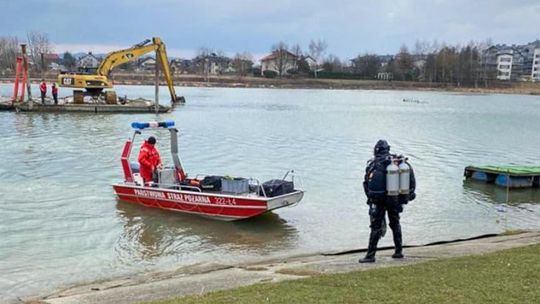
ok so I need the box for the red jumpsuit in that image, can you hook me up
[39,81,47,104]
[52,85,59,104]
[138,141,161,182]
[39,82,47,94]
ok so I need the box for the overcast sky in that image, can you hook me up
[1,0,539,60]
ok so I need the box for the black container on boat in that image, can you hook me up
[259,179,294,197]
[200,176,223,191]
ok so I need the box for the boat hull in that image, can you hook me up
[112,184,304,221]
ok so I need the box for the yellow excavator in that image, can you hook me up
[58,37,183,104]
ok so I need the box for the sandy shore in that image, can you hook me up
[13,230,539,304]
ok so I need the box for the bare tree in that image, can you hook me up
[430,40,441,53]
[195,47,214,76]
[394,44,414,80]
[271,41,291,78]
[196,47,212,58]
[26,31,51,73]
[421,40,486,86]
[289,43,303,74]
[352,53,381,78]
[233,52,253,77]
[478,38,494,87]
[308,39,327,78]
[413,40,430,81]
[0,36,19,72]
[291,43,302,58]
[322,54,343,73]
[425,40,441,82]
[414,40,429,55]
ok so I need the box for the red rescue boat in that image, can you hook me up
[112,121,304,221]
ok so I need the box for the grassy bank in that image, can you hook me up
[148,244,540,304]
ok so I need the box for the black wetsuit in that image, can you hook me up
[362,152,415,261]
[367,196,403,258]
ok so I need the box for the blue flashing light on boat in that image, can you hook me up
[131,121,175,130]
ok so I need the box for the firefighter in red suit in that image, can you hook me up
[39,79,47,104]
[52,83,59,104]
[138,136,162,183]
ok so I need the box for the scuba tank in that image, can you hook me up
[398,157,410,204]
[386,157,399,197]
[398,157,410,195]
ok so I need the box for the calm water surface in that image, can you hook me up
[1,84,539,298]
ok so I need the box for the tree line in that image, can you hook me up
[385,40,496,86]
[0,32,502,86]
[261,39,499,86]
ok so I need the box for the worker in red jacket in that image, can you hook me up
[39,79,47,104]
[138,136,162,183]
[52,83,59,104]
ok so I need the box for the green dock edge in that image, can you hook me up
[466,165,540,176]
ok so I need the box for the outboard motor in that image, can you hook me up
[398,157,410,204]
[386,157,400,197]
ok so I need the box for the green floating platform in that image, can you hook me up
[464,165,540,188]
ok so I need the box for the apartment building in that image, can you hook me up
[532,48,540,81]
[496,52,513,80]
[484,40,540,81]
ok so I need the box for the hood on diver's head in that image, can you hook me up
[374,139,390,156]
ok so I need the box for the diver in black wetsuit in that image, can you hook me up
[359,140,416,263]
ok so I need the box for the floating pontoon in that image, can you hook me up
[464,165,540,188]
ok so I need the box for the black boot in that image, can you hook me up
[359,229,382,263]
[391,224,404,259]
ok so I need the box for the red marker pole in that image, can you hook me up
[12,57,22,102]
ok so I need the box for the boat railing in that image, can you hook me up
[194,174,210,180]
[156,182,202,192]
[178,185,202,192]
[190,174,268,197]
[282,170,295,182]
[249,178,267,198]
[182,174,302,197]
[283,170,304,192]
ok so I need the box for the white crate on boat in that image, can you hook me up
[158,168,177,188]
[221,178,249,194]
[133,173,144,186]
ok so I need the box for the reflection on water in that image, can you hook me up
[115,202,297,263]
[463,180,540,206]
[459,180,540,236]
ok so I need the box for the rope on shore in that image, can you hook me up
[323,233,500,256]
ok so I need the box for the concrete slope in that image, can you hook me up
[19,231,540,304]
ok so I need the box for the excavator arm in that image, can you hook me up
[96,37,179,103]
[58,37,181,103]
[96,41,156,76]
[153,38,179,104]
